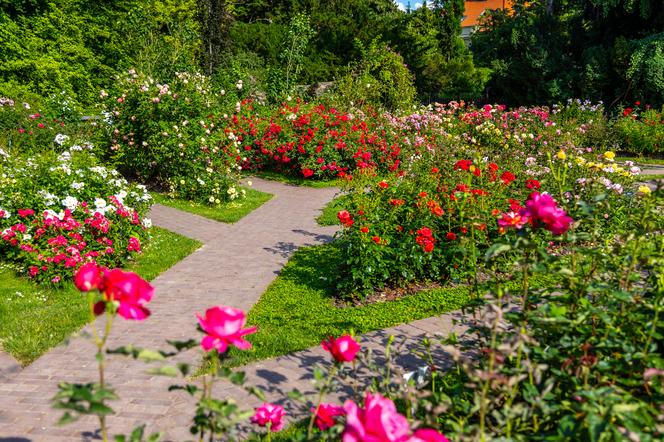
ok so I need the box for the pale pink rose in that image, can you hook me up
[196,306,257,353]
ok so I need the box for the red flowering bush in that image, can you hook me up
[614,105,664,155]
[334,158,532,296]
[223,100,404,179]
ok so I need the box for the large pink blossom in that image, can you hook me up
[342,393,411,442]
[409,429,450,442]
[102,269,154,320]
[251,403,285,432]
[196,306,257,353]
[322,334,360,363]
[74,262,104,292]
[519,192,573,235]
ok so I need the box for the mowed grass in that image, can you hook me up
[151,186,272,223]
[0,227,201,365]
[316,194,350,226]
[247,170,343,188]
[618,156,664,166]
[223,243,471,367]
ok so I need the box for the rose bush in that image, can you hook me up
[614,104,664,155]
[51,184,662,442]
[0,145,151,285]
[100,70,244,204]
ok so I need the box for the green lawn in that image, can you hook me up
[247,170,343,188]
[316,194,350,226]
[223,243,471,367]
[641,173,664,180]
[0,227,201,365]
[152,186,272,223]
[618,156,664,166]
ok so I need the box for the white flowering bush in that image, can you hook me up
[100,70,243,204]
[0,145,152,285]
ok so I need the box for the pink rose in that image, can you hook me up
[322,334,360,363]
[520,192,573,235]
[74,262,104,292]
[343,393,411,442]
[251,403,285,432]
[312,403,346,430]
[102,269,154,320]
[409,429,450,442]
[196,306,257,353]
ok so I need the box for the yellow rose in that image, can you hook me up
[603,151,616,161]
[556,150,567,160]
[638,185,652,195]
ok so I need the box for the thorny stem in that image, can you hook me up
[307,364,338,438]
[479,309,500,442]
[88,295,114,442]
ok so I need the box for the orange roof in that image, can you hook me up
[462,0,512,27]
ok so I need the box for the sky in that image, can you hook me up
[395,1,423,11]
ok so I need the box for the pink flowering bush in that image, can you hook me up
[0,149,151,285]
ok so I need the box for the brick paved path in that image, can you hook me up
[1,168,661,440]
[0,178,465,441]
[0,178,344,440]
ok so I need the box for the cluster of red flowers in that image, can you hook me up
[1,202,146,284]
[415,227,435,253]
[223,102,403,179]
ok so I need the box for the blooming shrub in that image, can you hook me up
[225,100,405,179]
[100,70,243,204]
[0,96,70,153]
[614,105,664,155]
[0,147,151,284]
[51,185,662,441]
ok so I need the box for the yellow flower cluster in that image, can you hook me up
[572,156,633,178]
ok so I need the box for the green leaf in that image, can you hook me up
[137,349,166,362]
[147,366,179,377]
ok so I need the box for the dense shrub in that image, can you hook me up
[0,146,151,285]
[227,100,405,179]
[614,105,664,155]
[331,102,638,296]
[334,41,416,111]
[100,70,243,204]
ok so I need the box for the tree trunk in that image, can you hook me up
[198,0,233,75]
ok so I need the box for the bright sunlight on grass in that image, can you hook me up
[0,227,201,365]
[151,186,273,223]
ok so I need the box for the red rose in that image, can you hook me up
[322,335,360,363]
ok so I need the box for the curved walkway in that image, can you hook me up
[0,178,346,440]
[1,170,661,440]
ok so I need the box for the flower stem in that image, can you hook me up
[307,364,338,438]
